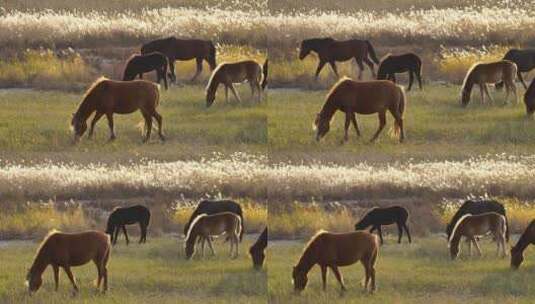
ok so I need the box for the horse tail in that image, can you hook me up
[394,85,406,136]
[261,59,268,91]
[366,40,379,64]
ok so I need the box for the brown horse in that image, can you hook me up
[184,212,242,259]
[26,230,111,295]
[299,38,379,80]
[205,60,265,107]
[511,219,535,269]
[314,77,406,143]
[293,231,379,294]
[71,77,164,143]
[448,212,507,260]
[460,60,518,107]
[141,37,216,82]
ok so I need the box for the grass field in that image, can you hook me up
[268,236,535,304]
[0,85,266,163]
[0,236,267,303]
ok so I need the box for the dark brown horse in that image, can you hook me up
[71,77,165,143]
[26,230,111,295]
[293,231,379,294]
[314,77,406,143]
[355,206,411,245]
[106,205,151,245]
[524,78,535,117]
[299,38,379,80]
[123,52,169,90]
[511,219,535,269]
[249,227,267,270]
[496,49,535,89]
[141,37,216,82]
[377,53,423,91]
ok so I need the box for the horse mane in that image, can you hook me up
[302,230,327,253]
[83,76,108,101]
[448,213,471,244]
[185,213,207,243]
[206,63,225,92]
[31,229,60,268]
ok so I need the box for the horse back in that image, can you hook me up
[45,231,110,266]
[333,79,402,114]
[318,231,378,266]
[98,80,159,113]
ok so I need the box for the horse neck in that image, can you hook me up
[513,230,530,253]
[207,73,221,95]
[462,76,475,96]
[449,230,462,249]
[296,242,318,274]
[30,245,50,276]
[74,96,96,122]
[319,97,338,123]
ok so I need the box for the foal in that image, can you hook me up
[183,199,244,241]
[205,60,265,107]
[184,212,242,259]
[105,205,151,245]
[448,212,507,260]
[354,206,411,245]
[460,60,517,106]
[26,230,110,295]
[293,231,379,294]
[123,52,169,90]
[377,53,423,91]
[511,219,535,269]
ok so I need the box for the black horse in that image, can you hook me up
[354,206,411,245]
[183,199,244,241]
[141,37,216,83]
[105,205,151,245]
[496,49,535,89]
[445,199,509,241]
[123,52,169,90]
[249,227,267,270]
[377,53,423,91]
[299,38,379,80]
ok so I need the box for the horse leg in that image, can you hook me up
[478,84,485,104]
[249,80,256,102]
[473,238,482,256]
[206,236,216,256]
[191,58,203,82]
[403,222,412,243]
[467,238,473,257]
[52,264,60,291]
[142,112,152,143]
[113,227,119,245]
[63,266,79,294]
[416,69,423,90]
[314,60,327,80]
[351,113,361,137]
[139,73,143,79]
[370,111,386,143]
[94,259,103,289]
[328,61,339,78]
[122,225,129,245]
[330,266,347,292]
[342,112,351,143]
[229,84,242,103]
[169,60,176,83]
[88,111,104,140]
[320,265,328,291]
[138,223,144,244]
[377,225,384,245]
[408,71,414,91]
[105,113,116,141]
[355,58,365,80]
[518,71,527,89]
[152,111,165,141]
[508,81,518,104]
[396,222,403,244]
[484,84,495,103]
[158,67,168,90]
[363,57,376,78]
[225,85,229,103]
[233,233,239,258]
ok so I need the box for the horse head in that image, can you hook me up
[299,42,311,60]
[71,113,87,143]
[292,266,308,292]
[314,113,330,141]
[25,268,42,295]
[510,246,523,270]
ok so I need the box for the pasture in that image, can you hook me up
[0,236,267,303]
[268,236,535,304]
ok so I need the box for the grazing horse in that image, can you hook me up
[448,212,507,260]
[249,227,267,270]
[106,205,151,245]
[26,230,110,295]
[141,37,216,82]
[445,199,508,242]
[496,49,535,89]
[354,206,411,245]
[292,231,379,294]
[511,219,535,269]
[123,52,169,90]
[460,60,517,107]
[205,60,266,107]
[71,77,165,143]
[184,212,241,259]
[314,77,406,143]
[183,199,244,241]
[377,53,423,91]
[524,78,535,117]
[299,38,379,80]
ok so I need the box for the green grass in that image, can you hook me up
[0,85,266,163]
[0,236,266,303]
[268,84,535,163]
[269,236,535,304]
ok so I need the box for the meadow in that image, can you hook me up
[268,236,535,303]
[0,236,267,303]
